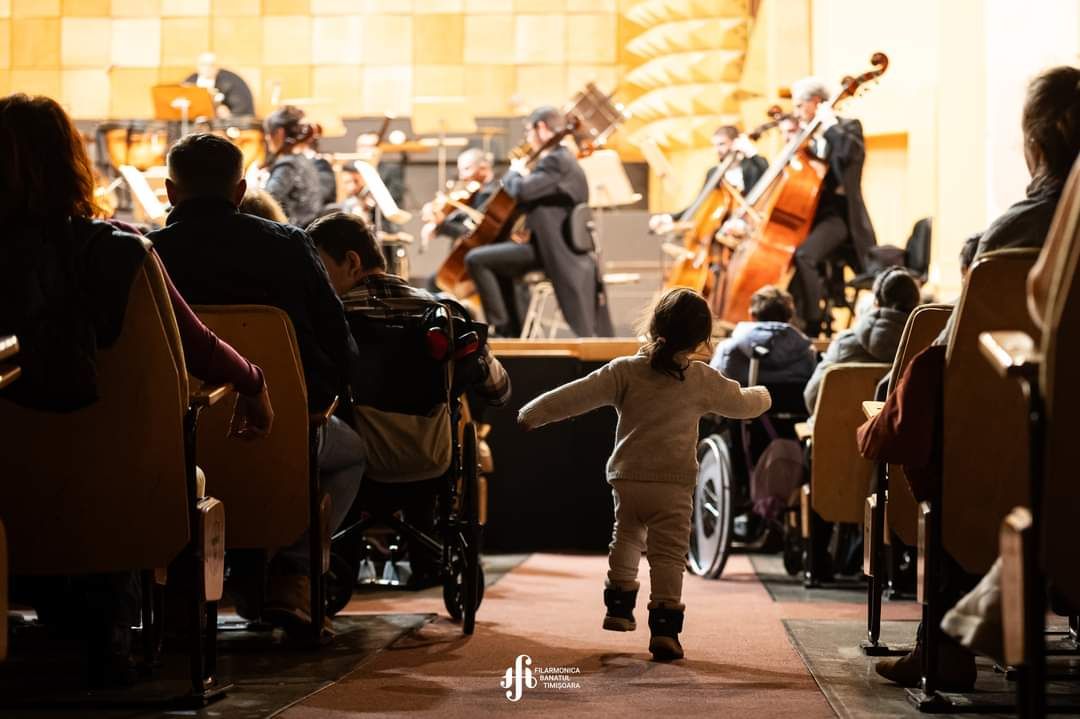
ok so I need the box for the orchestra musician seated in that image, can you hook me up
[185,51,254,119]
[149,133,367,636]
[259,106,325,228]
[649,125,769,236]
[463,105,613,338]
[711,285,816,389]
[420,148,496,254]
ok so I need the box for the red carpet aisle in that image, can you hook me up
[284,554,920,718]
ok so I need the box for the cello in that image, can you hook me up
[716,52,889,324]
[661,107,786,300]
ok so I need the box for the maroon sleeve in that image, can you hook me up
[157,252,265,396]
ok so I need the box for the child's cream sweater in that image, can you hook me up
[519,353,772,485]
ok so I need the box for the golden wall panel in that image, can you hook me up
[211,0,259,15]
[361,65,411,115]
[111,18,160,67]
[515,14,564,64]
[463,62,512,114]
[312,15,363,64]
[0,1,8,18]
[464,0,511,11]
[463,13,512,64]
[108,66,156,116]
[0,71,9,95]
[567,0,614,11]
[364,0,414,11]
[566,12,614,63]
[0,20,8,67]
[212,16,262,65]
[262,15,310,65]
[161,0,209,16]
[158,63,189,82]
[13,0,60,17]
[362,14,412,65]
[111,0,160,17]
[13,18,60,68]
[414,0,462,11]
[62,67,108,116]
[263,0,308,14]
[413,14,463,65]
[160,17,209,66]
[258,64,309,114]
[514,0,562,10]
[310,0,355,12]
[515,64,565,108]
[566,63,616,94]
[313,64,363,115]
[61,0,109,15]
[61,17,111,66]
[413,63,464,97]
[11,68,61,97]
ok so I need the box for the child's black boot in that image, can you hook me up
[602,585,637,631]
[648,606,684,661]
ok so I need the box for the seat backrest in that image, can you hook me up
[0,254,191,574]
[193,305,310,550]
[885,303,953,545]
[811,362,892,523]
[904,217,932,279]
[942,248,1039,573]
[1040,175,1080,609]
[568,203,597,254]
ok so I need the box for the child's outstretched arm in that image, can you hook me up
[701,364,772,419]
[518,361,619,430]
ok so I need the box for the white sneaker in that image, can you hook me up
[941,558,1004,663]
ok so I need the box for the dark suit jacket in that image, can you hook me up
[816,118,877,269]
[676,155,769,220]
[184,69,254,117]
[150,197,357,411]
[437,180,497,241]
[503,146,613,337]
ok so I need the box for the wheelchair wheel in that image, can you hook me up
[688,435,734,579]
[443,422,484,634]
[443,542,486,622]
[325,552,357,617]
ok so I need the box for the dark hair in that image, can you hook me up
[713,125,739,140]
[1022,65,1080,183]
[640,288,713,380]
[306,212,386,272]
[527,105,562,132]
[239,188,287,223]
[167,133,244,200]
[872,266,920,313]
[0,93,100,222]
[959,232,981,272]
[264,105,315,148]
[749,285,795,322]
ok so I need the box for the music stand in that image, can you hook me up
[353,160,412,227]
[152,84,215,137]
[118,164,168,224]
[578,149,641,256]
[412,96,476,189]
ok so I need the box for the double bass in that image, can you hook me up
[435,83,624,298]
[715,52,889,323]
[661,107,786,300]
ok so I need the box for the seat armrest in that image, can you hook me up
[0,335,18,362]
[978,331,1042,379]
[0,363,21,391]
[310,395,340,427]
[190,383,233,407]
[795,422,812,443]
[862,401,884,420]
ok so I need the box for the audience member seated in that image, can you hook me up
[240,188,288,223]
[308,212,511,586]
[261,105,324,228]
[958,233,981,283]
[803,267,921,415]
[711,285,816,388]
[0,93,273,684]
[149,133,365,635]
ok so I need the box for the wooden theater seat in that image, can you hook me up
[941,248,1040,574]
[192,305,334,644]
[0,254,227,701]
[809,362,892,524]
[0,334,17,663]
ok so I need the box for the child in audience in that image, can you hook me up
[518,288,771,661]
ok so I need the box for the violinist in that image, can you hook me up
[419,148,496,253]
[649,125,769,235]
[785,77,877,334]
[464,106,612,338]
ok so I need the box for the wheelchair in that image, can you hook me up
[688,347,810,579]
[325,296,487,635]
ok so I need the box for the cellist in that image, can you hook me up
[648,125,769,236]
[419,148,496,254]
[784,77,877,333]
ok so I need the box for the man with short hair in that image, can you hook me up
[419,148,496,253]
[463,106,613,338]
[150,133,366,635]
